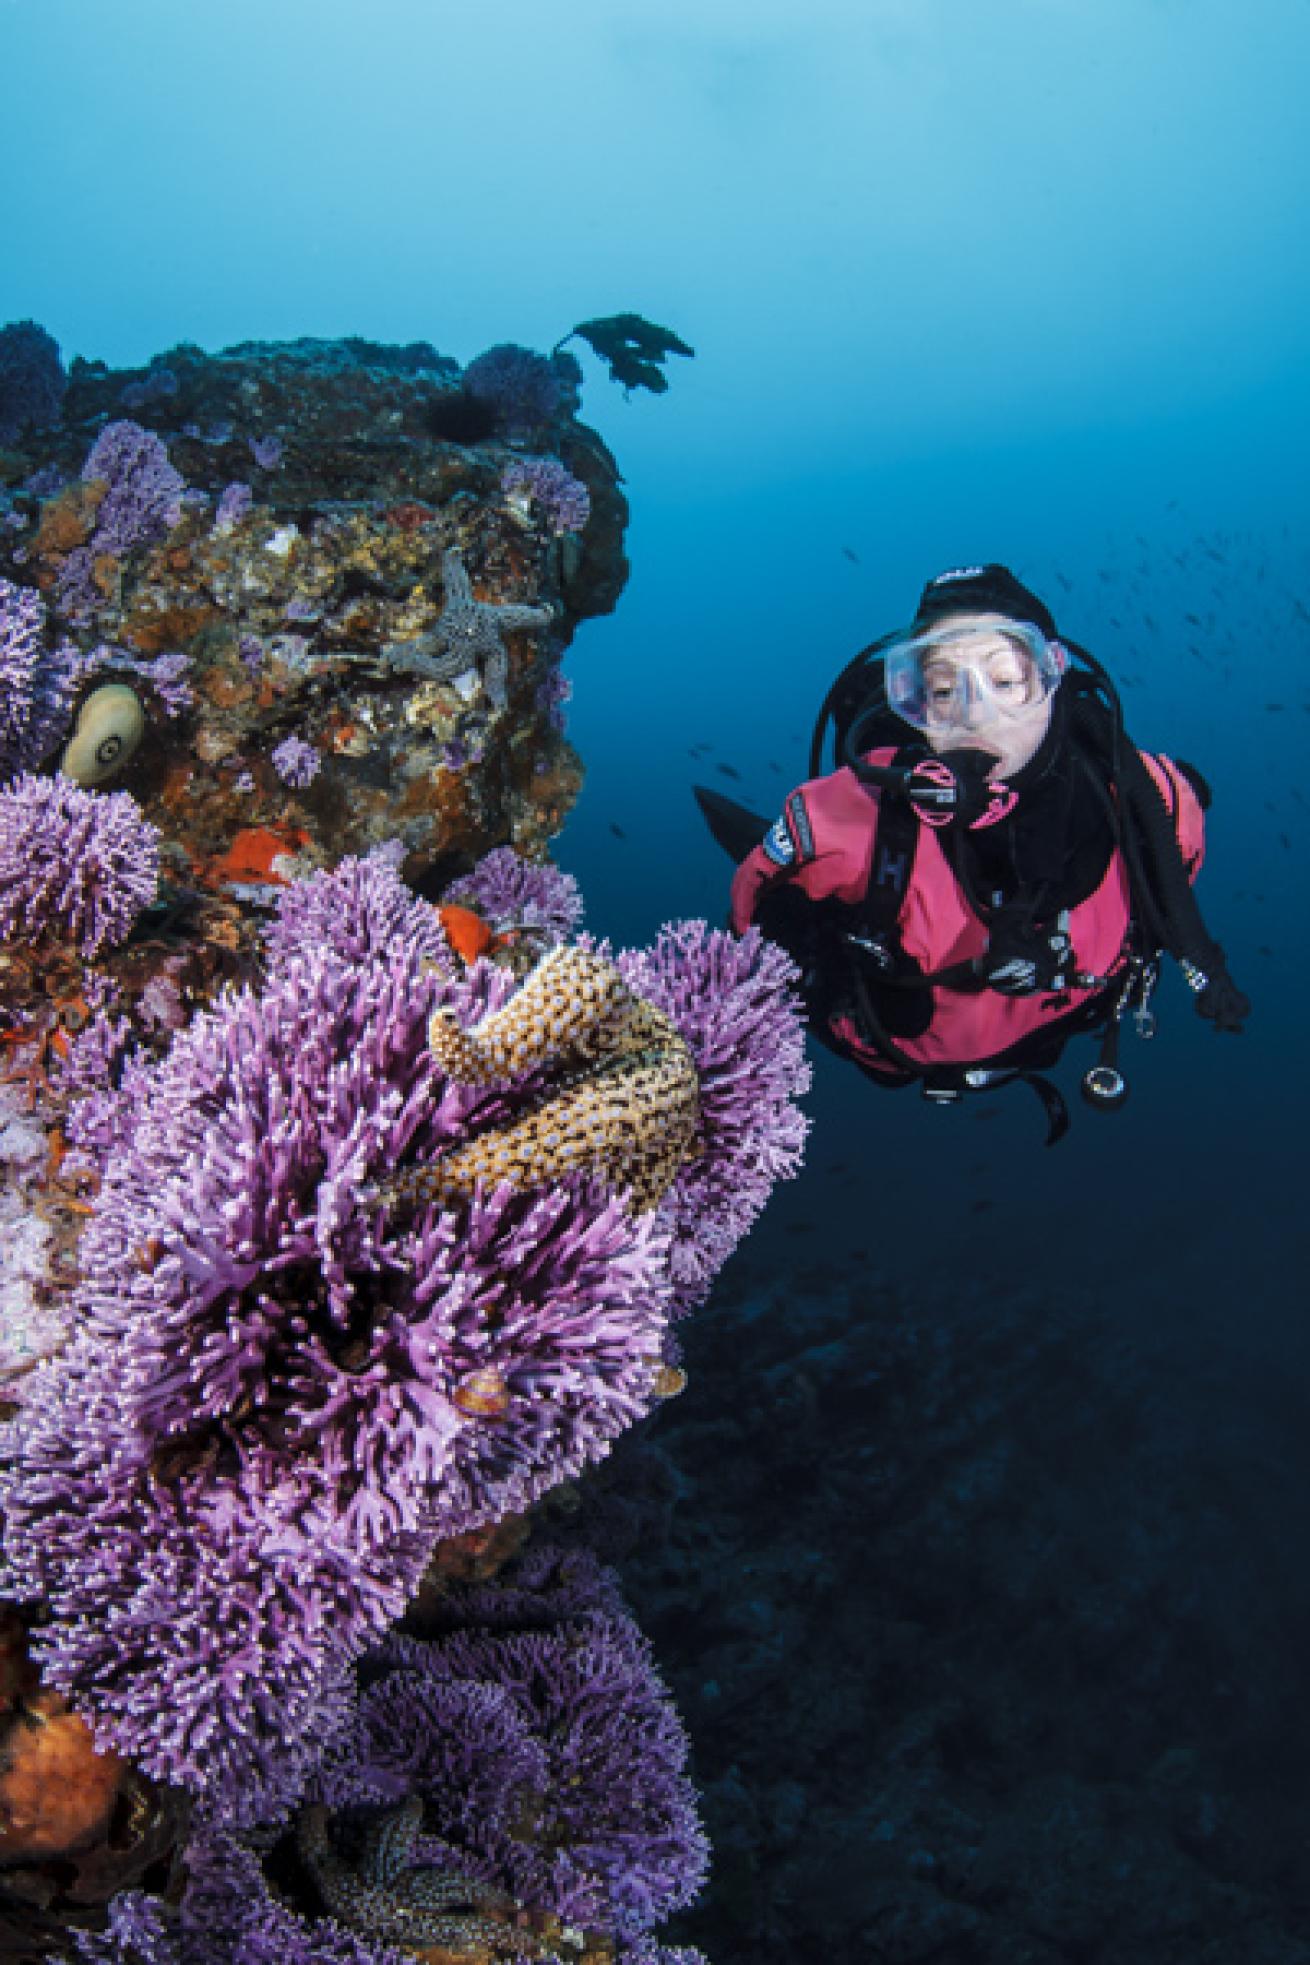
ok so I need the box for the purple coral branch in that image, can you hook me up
[444,846,583,946]
[82,418,185,555]
[0,772,159,956]
[0,869,678,1818]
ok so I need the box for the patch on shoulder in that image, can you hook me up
[761,815,795,867]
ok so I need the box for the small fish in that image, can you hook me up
[1279,832,1292,850]
[768,760,783,774]
[609,822,627,840]
[715,762,742,782]
[688,742,712,758]
[1258,946,1273,957]
[1265,703,1285,713]
[435,904,500,966]
[841,546,861,564]
[970,1199,995,1213]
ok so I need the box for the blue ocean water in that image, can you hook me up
[4,1,1309,1955]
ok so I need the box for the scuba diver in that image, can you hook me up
[696,562,1248,1143]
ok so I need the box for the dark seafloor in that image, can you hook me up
[566,1240,1310,1963]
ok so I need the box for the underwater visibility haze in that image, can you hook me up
[1,1,1309,1959]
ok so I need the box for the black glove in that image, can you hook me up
[976,905,1077,997]
[753,886,845,1024]
[1189,943,1249,1033]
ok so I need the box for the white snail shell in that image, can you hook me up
[60,683,146,786]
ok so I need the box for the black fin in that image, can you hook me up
[693,784,770,862]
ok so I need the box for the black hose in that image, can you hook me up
[1118,741,1250,1032]
[1067,674,1248,1033]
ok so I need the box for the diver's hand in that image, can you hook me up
[976,906,1076,996]
[1188,946,1249,1033]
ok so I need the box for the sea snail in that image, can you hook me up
[60,683,146,787]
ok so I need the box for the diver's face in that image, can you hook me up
[920,613,1054,780]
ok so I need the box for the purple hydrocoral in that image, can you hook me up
[0,771,160,956]
[82,418,185,555]
[75,1820,708,1964]
[413,1539,627,1633]
[214,480,253,532]
[311,1545,709,1943]
[1,884,673,1817]
[140,649,193,717]
[0,578,46,776]
[72,1833,410,1964]
[618,920,811,1313]
[502,456,591,536]
[71,1890,181,1965]
[270,732,321,788]
[463,343,561,437]
[0,319,66,443]
[262,844,449,973]
[445,845,584,946]
[54,1006,151,1172]
[0,576,82,781]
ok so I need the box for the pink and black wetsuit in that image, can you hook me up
[731,739,1206,1086]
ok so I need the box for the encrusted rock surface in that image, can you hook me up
[0,335,627,906]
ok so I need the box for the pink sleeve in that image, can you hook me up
[729,767,884,934]
[1142,752,1206,880]
[730,844,784,935]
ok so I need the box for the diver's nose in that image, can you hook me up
[957,671,988,726]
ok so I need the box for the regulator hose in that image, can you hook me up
[1066,666,1249,1035]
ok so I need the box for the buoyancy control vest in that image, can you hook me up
[730,723,1209,1139]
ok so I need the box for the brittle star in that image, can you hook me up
[386,547,554,709]
[297,1793,558,1954]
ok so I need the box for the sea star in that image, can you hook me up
[297,1794,553,1954]
[386,547,554,709]
[391,945,701,1214]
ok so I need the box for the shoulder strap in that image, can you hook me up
[851,745,921,935]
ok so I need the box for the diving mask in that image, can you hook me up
[884,618,1067,734]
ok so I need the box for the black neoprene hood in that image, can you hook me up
[912,563,1059,642]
